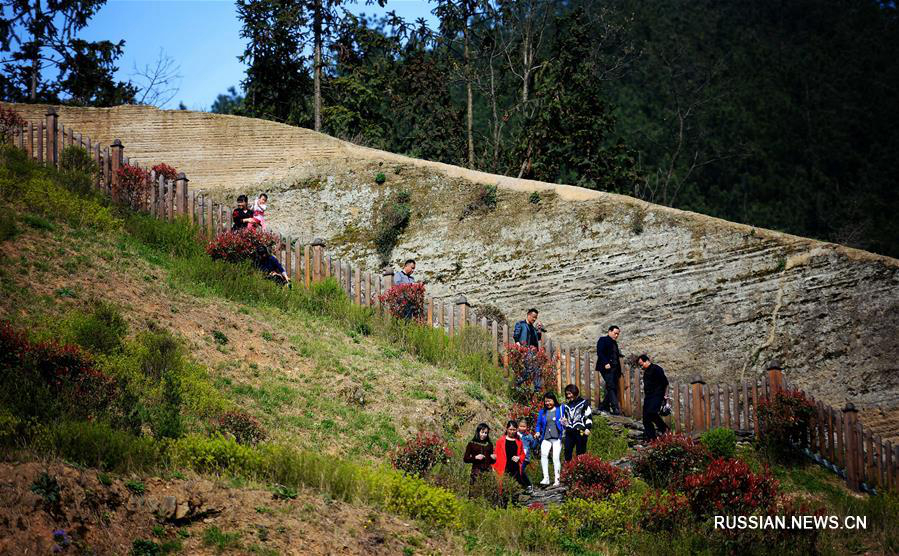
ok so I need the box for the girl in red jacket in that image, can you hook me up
[494,420,531,490]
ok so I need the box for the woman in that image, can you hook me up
[493,420,530,490]
[535,392,564,486]
[561,384,593,462]
[463,423,496,487]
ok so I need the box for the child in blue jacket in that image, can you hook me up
[517,417,538,492]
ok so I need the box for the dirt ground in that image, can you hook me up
[0,460,457,556]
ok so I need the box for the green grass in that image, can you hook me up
[202,526,242,553]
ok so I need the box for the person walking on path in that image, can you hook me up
[463,423,496,491]
[231,194,254,231]
[513,308,543,348]
[561,384,593,462]
[596,325,622,415]
[638,354,669,441]
[535,392,564,486]
[393,259,416,285]
[494,420,531,491]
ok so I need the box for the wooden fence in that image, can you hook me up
[9,109,897,496]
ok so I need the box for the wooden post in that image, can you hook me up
[623,365,632,417]
[724,384,732,429]
[158,174,167,220]
[310,238,324,284]
[283,237,292,278]
[885,440,894,492]
[634,364,642,417]
[46,109,58,167]
[673,384,681,432]
[766,363,784,397]
[683,384,692,433]
[555,343,562,393]
[175,173,188,219]
[843,403,859,491]
[437,300,445,331]
[752,381,760,437]
[816,402,827,458]
[455,296,470,335]
[37,122,44,163]
[573,348,581,392]
[585,353,593,407]
[354,266,361,304]
[866,432,876,488]
[303,246,311,288]
[691,376,705,433]
[109,139,124,198]
[26,122,33,159]
[742,382,751,432]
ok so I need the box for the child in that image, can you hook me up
[493,420,531,491]
[463,423,496,487]
[535,392,564,486]
[250,193,268,229]
[517,417,538,483]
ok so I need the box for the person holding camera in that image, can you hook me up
[638,354,669,441]
[513,308,544,348]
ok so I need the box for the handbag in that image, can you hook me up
[659,397,672,417]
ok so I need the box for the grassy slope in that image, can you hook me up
[1,148,897,556]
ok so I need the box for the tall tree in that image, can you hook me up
[0,0,135,105]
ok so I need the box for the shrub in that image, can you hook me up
[0,106,25,140]
[33,421,160,472]
[469,471,523,509]
[506,344,556,405]
[0,321,118,421]
[169,434,263,474]
[549,493,641,540]
[508,399,543,425]
[632,433,711,488]
[216,411,267,445]
[60,146,98,195]
[114,164,150,209]
[374,190,411,264]
[390,431,452,477]
[528,191,541,204]
[756,389,816,461]
[700,427,737,459]
[374,172,386,184]
[681,457,779,519]
[560,454,631,502]
[152,163,179,181]
[60,301,128,355]
[638,491,691,532]
[22,213,53,230]
[379,283,426,322]
[460,184,497,219]
[205,227,278,264]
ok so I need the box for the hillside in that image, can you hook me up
[5,102,897,427]
[1,143,897,555]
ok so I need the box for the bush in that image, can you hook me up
[529,191,541,204]
[0,106,25,140]
[469,471,524,508]
[374,190,411,264]
[756,389,816,461]
[205,227,278,264]
[549,493,641,540]
[681,457,779,519]
[152,163,179,181]
[169,433,263,474]
[379,283,426,321]
[560,454,631,502]
[390,431,452,477]
[638,491,691,532]
[632,433,711,488]
[60,301,128,355]
[700,427,737,459]
[0,321,118,422]
[60,146,98,195]
[506,344,557,405]
[216,411,267,445]
[114,164,150,209]
[374,172,386,184]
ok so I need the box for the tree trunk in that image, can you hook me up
[313,0,322,132]
[464,28,475,168]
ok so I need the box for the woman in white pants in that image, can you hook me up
[534,392,564,486]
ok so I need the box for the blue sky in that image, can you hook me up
[81,0,437,110]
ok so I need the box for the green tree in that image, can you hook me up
[210,86,245,115]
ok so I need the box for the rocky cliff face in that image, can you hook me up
[6,104,898,416]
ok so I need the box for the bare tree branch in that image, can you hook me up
[132,48,182,107]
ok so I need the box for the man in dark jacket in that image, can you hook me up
[596,325,622,415]
[513,308,543,348]
[232,195,254,231]
[638,354,669,441]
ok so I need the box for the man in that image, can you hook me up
[231,194,254,231]
[596,325,622,415]
[638,354,669,441]
[513,308,543,348]
[253,245,290,286]
[561,384,593,461]
[393,259,416,285]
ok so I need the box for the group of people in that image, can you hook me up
[230,193,291,286]
[464,383,595,492]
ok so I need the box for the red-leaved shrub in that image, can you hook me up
[0,107,25,141]
[506,344,557,416]
[379,283,426,321]
[757,389,816,460]
[216,410,267,445]
[0,321,117,420]
[632,433,711,487]
[639,491,692,532]
[681,457,779,518]
[560,454,631,501]
[152,163,178,181]
[205,227,278,263]
[390,431,452,477]
[113,164,150,208]
[508,399,543,425]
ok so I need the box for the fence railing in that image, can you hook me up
[9,108,897,496]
